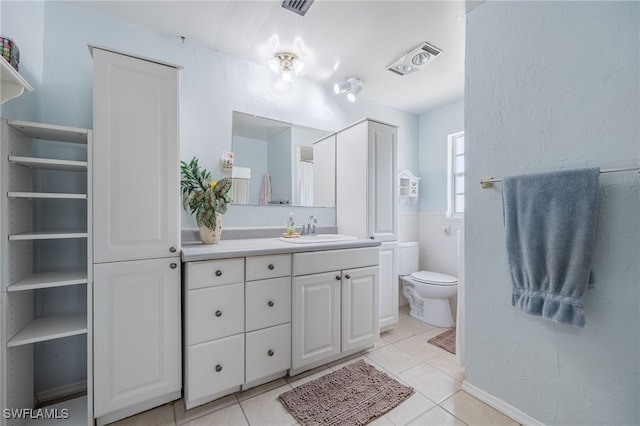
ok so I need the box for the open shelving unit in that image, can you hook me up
[1,119,93,425]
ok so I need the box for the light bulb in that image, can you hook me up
[347,93,356,102]
[281,69,292,83]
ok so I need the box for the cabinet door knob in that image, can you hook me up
[268,264,275,270]
[267,350,274,357]
[345,274,351,279]
[370,236,375,240]
[268,300,275,307]
[335,275,341,281]
[215,364,222,372]
[215,310,222,317]
[170,263,177,269]
[169,246,177,253]
[215,270,222,277]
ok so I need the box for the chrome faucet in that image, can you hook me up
[302,215,317,236]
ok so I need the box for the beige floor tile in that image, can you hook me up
[176,394,238,424]
[368,415,395,425]
[183,403,248,426]
[399,305,410,316]
[394,334,448,361]
[236,378,288,402]
[383,391,436,425]
[426,352,465,381]
[109,402,175,426]
[380,327,414,344]
[440,391,518,426]
[239,385,297,426]
[328,354,368,371]
[397,363,461,404]
[395,315,436,335]
[409,405,467,426]
[365,345,422,375]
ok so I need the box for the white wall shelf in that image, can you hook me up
[8,231,88,240]
[7,120,88,144]
[9,156,88,171]
[0,57,34,104]
[398,169,420,205]
[8,271,88,292]
[8,192,87,200]
[6,313,87,347]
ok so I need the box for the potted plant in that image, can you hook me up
[180,157,232,244]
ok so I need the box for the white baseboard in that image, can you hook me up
[37,380,87,406]
[461,381,546,426]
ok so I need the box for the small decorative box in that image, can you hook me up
[0,36,20,71]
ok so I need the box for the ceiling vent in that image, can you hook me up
[281,0,315,16]
[386,42,442,76]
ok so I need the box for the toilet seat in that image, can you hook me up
[410,271,457,286]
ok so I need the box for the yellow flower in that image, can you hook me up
[210,180,217,189]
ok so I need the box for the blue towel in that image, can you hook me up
[502,168,600,327]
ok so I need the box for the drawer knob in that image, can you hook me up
[268,300,275,307]
[345,274,351,279]
[169,246,177,253]
[335,275,341,281]
[268,264,275,270]
[268,350,274,357]
[215,364,222,372]
[170,263,177,269]
[215,310,222,317]
[215,270,222,277]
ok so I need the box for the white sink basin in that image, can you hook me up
[279,234,358,244]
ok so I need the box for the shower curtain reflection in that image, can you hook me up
[297,160,314,207]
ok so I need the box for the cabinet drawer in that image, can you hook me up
[246,254,291,281]
[186,258,244,289]
[246,323,291,384]
[293,247,379,276]
[246,277,291,331]
[187,334,244,403]
[187,283,244,345]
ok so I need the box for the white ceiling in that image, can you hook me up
[72,0,468,115]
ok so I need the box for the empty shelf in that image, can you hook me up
[9,156,88,171]
[8,192,87,200]
[25,395,88,426]
[7,120,88,144]
[7,313,87,347]
[8,271,88,292]
[8,231,87,241]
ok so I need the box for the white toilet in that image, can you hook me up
[398,242,458,328]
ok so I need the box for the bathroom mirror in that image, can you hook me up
[231,111,334,207]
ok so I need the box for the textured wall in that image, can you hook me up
[465,2,639,424]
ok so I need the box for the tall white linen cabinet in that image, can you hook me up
[335,119,398,329]
[91,47,182,425]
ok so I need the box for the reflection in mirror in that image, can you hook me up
[231,111,334,207]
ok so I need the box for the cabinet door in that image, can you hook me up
[292,272,341,370]
[93,257,181,417]
[379,242,399,329]
[93,48,179,263]
[336,122,368,239]
[342,266,379,352]
[368,121,397,241]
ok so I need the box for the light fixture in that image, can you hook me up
[333,77,362,102]
[386,42,442,76]
[269,52,304,83]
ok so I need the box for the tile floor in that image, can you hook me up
[110,306,518,426]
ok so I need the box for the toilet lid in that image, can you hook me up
[410,271,458,286]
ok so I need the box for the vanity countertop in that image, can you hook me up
[181,237,381,262]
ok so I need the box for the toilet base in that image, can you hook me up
[409,298,454,328]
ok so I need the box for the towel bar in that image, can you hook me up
[479,165,640,188]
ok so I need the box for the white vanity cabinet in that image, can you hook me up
[91,46,182,424]
[291,247,379,375]
[182,254,292,410]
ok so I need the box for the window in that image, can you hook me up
[447,131,464,216]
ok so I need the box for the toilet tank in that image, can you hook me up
[398,241,419,276]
